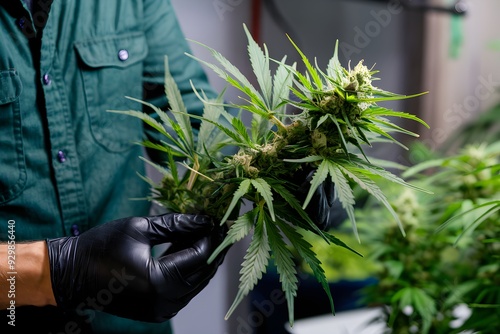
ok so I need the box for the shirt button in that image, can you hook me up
[42,73,52,85]
[17,17,26,29]
[71,224,80,236]
[57,150,67,163]
[118,49,129,61]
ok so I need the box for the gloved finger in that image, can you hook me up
[158,225,226,283]
[299,168,338,230]
[322,175,336,207]
[157,275,215,322]
[161,220,229,256]
[306,191,330,230]
[145,213,214,245]
[305,169,335,206]
[165,272,215,319]
[169,240,227,308]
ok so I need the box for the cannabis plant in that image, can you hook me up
[355,141,500,334]
[110,24,429,326]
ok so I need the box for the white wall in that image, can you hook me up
[420,0,500,151]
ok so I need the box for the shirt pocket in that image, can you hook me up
[74,32,148,152]
[0,70,27,204]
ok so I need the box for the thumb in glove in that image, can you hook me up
[294,167,347,231]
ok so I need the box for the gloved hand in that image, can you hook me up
[294,167,346,231]
[46,213,227,323]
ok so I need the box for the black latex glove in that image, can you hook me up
[294,168,346,231]
[46,213,227,323]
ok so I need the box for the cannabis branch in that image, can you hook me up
[110,24,430,326]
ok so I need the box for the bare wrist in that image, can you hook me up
[20,241,56,306]
[1,241,56,308]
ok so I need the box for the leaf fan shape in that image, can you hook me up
[109,23,431,326]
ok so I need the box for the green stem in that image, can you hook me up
[187,155,199,191]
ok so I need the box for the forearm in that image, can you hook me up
[0,241,56,309]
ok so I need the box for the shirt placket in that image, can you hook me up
[39,14,88,236]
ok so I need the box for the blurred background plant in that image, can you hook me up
[358,137,499,333]
[289,102,499,334]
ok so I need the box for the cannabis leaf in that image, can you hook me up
[110,23,431,326]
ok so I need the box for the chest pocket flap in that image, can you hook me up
[74,31,148,69]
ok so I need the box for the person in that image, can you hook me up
[0,1,337,333]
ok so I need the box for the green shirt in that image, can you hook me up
[0,0,215,332]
